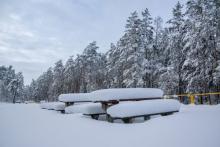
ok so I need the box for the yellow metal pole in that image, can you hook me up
[189,95,195,104]
[166,92,220,105]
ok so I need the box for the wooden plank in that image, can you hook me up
[91,114,99,120]
[106,114,114,123]
[111,110,179,120]
[83,113,106,116]
[61,100,92,103]
[94,97,162,103]
[65,102,74,107]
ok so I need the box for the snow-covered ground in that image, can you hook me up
[0,103,220,147]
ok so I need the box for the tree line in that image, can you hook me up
[0,0,220,103]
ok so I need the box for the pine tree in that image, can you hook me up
[63,56,75,93]
[159,67,178,95]
[167,1,186,94]
[51,60,64,100]
[7,72,24,103]
[80,41,103,92]
[183,0,220,93]
[0,66,8,101]
[29,79,38,102]
[121,11,144,87]
[16,0,220,99]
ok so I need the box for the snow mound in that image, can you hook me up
[58,93,91,102]
[40,102,65,111]
[90,88,163,102]
[65,103,105,114]
[107,99,180,118]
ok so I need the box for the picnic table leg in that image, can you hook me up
[101,101,119,111]
[161,112,173,116]
[122,118,132,123]
[101,102,108,111]
[91,114,99,120]
[60,110,65,114]
[106,114,114,123]
[65,102,74,107]
[144,115,150,121]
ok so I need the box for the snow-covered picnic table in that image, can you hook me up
[58,93,91,106]
[58,88,163,108]
[40,102,65,113]
[40,88,183,123]
[90,88,163,102]
[65,103,105,119]
[57,88,164,116]
[90,88,164,110]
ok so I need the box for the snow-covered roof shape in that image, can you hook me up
[107,99,180,118]
[90,88,163,102]
[58,93,91,102]
[65,103,105,114]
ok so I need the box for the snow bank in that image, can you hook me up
[107,99,180,118]
[58,93,91,102]
[1,103,220,147]
[40,102,65,111]
[65,103,105,114]
[90,88,163,102]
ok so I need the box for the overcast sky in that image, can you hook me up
[0,0,187,84]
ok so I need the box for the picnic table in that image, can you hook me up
[82,88,164,120]
[58,88,176,123]
[59,93,92,106]
[89,88,163,110]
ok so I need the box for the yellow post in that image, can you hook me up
[189,95,195,104]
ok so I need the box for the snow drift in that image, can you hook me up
[1,104,220,147]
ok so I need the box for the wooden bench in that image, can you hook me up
[58,93,92,107]
[95,97,162,111]
[40,102,66,113]
[65,103,106,118]
[106,110,179,123]
[106,99,181,123]
[63,101,91,107]
[83,113,106,120]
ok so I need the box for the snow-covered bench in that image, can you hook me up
[90,88,164,110]
[106,99,181,123]
[65,103,105,119]
[40,102,65,113]
[58,88,164,115]
[59,93,91,107]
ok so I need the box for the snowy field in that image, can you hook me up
[0,103,220,147]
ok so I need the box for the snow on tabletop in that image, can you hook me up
[40,102,65,111]
[107,99,180,118]
[58,93,91,102]
[65,103,105,114]
[90,88,163,101]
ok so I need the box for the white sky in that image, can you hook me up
[0,0,187,84]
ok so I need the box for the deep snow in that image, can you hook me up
[0,103,220,147]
